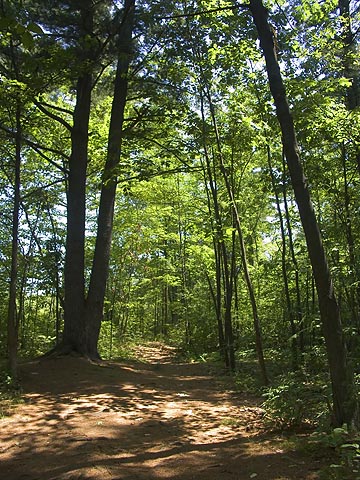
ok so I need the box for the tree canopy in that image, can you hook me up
[0,0,359,428]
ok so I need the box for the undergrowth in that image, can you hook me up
[233,347,360,479]
[0,370,23,418]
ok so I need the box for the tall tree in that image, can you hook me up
[85,0,135,358]
[7,101,21,378]
[61,0,94,355]
[58,0,135,358]
[249,0,359,428]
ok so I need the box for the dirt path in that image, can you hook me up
[0,343,325,480]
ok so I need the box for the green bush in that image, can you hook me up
[0,370,23,418]
[262,371,329,429]
[311,426,360,480]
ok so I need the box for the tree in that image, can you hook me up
[249,0,359,428]
[27,0,135,359]
[84,0,135,358]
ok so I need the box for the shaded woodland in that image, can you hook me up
[0,0,360,438]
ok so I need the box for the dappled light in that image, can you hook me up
[0,344,326,480]
[1,1,359,477]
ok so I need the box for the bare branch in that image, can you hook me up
[0,123,69,173]
[36,100,73,116]
[34,100,72,131]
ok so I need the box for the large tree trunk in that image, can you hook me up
[60,0,94,355]
[85,0,135,358]
[62,72,92,354]
[338,0,360,335]
[7,102,21,379]
[249,0,358,427]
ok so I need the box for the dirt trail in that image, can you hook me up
[0,343,325,480]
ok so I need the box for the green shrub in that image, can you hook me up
[262,371,329,429]
[0,370,23,418]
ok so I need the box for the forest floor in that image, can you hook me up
[0,343,332,480]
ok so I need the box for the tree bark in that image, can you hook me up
[59,0,94,355]
[7,102,21,379]
[267,145,298,370]
[249,0,358,427]
[62,72,91,354]
[85,0,135,358]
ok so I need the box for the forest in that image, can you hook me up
[0,0,360,467]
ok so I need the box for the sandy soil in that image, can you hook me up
[0,343,327,480]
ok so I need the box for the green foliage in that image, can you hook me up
[304,426,360,480]
[0,368,23,418]
[0,0,358,434]
[234,349,265,393]
[261,371,330,429]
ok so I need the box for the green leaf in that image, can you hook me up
[15,23,26,34]
[338,77,352,88]
[340,443,359,450]
[27,22,44,35]
[21,30,34,49]
[0,16,12,30]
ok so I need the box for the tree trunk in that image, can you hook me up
[249,0,358,427]
[338,0,360,336]
[62,71,91,354]
[204,87,267,382]
[340,142,360,335]
[200,111,228,364]
[85,0,135,358]
[7,103,21,379]
[58,0,95,355]
[338,0,360,112]
[267,145,298,370]
[281,152,304,351]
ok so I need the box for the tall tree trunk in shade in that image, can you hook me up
[61,0,94,354]
[7,102,21,379]
[338,0,360,335]
[85,0,135,358]
[62,71,91,354]
[249,0,359,428]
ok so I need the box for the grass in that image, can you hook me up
[0,365,24,418]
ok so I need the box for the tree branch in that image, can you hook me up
[0,123,69,173]
[158,3,248,21]
[141,135,194,169]
[118,164,202,184]
[36,100,73,116]
[34,100,72,131]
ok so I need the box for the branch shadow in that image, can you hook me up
[0,357,324,480]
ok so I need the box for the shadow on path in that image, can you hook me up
[0,344,324,480]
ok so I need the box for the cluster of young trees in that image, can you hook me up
[0,0,359,428]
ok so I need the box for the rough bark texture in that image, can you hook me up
[7,103,21,378]
[249,0,358,427]
[62,72,91,354]
[85,0,135,358]
[60,0,94,356]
